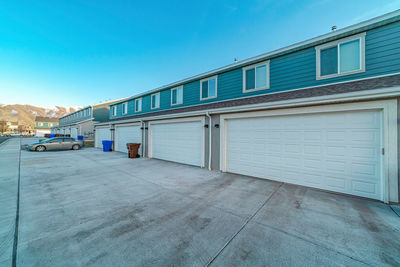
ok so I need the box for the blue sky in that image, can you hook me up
[0,0,399,107]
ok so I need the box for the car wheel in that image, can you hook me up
[72,144,80,150]
[35,145,46,152]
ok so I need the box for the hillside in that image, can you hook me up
[0,104,83,126]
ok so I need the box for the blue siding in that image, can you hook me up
[59,107,92,126]
[110,21,400,119]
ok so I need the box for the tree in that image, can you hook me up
[0,121,8,134]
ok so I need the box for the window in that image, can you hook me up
[316,33,365,80]
[88,108,91,116]
[151,93,160,109]
[122,102,128,114]
[135,98,142,112]
[171,86,183,105]
[112,106,117,116]
[243,61,270,92]
[200,76,217,100]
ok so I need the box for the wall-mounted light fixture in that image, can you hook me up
[204,124,209,128]
[214,124,220,128]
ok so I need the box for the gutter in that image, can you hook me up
[206,112,212,170]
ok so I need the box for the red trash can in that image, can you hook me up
[126,143,141,158]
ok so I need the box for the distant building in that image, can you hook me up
[7,121,18,132]
[51,99,124,140]
[34,117,58,137]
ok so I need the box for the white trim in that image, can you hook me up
[200,76,218,101]
[151,92,160,109]
[148,116,206,167]
[135,98,142,112]
[94,85,400,126]
[316,32,366,80]
[171,86,183,106]
[114,122,142,153]
[122,102,128,115]
[112,106,117,117]
[111,11,400,106]
[242,60,270,93]
[219,100,398,203]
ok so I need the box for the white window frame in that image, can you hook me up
[122,102,128,115]
[135,98,142,112]
[200,76,218,100]
[242,60,270,93]
[316,32,366,80]
[112,106,117,116]
[171,86,183,106]
[151,92,160,109]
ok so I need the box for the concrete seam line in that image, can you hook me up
[205,182,284,267]
[389,205,400,217]
[12,137,22,267]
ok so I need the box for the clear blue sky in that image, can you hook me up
[0,0,399,107]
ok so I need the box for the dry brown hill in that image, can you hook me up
[0,104,83,126]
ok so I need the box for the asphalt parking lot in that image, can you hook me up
[0,137,399,266]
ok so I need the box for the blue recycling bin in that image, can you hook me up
[50,134,55,138]
[77,135,84,140]
[102,140,113,152]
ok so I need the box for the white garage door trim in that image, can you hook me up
[220,100,398,203]
[95,126,111,148]
[149,117,206,167]
[115,123,142,154]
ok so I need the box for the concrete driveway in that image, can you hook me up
[0,138,399,266]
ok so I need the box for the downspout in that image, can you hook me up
[140,120,145,157]
[206,112,212,170]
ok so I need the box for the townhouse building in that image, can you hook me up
[52,100,123,139]
[95,11,400,203]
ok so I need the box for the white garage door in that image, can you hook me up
[95,127,111,149]
[150,119,204,166]
[115,124,142,154]
[224,110,382,200]
[71,128,78,139]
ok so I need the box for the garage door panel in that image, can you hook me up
[116,125,141,153]
[225,110,382,200]
[151,121,203,167]
[95,127,111,149]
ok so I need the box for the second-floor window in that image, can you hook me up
[171,86,183,105]
[316,33,365,80]
[200,76,217,100]
[112,106,117,116]
[122,102,128,114]
[151,93,160,109]
[243,60,270,92]
[135,98,142,112]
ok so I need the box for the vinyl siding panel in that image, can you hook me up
[110,21,400,119]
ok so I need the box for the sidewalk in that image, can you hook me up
[0,138,20,266]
